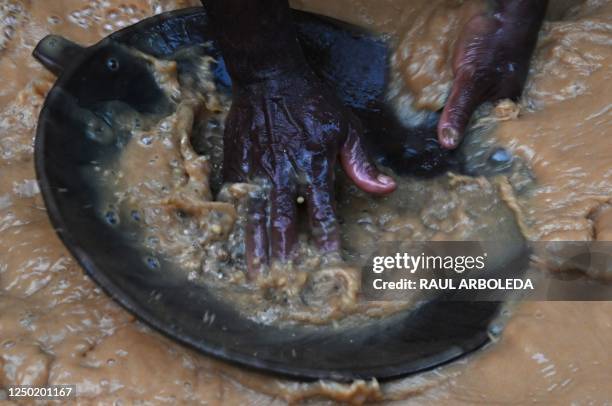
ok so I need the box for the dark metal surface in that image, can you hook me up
[32,7,517,381]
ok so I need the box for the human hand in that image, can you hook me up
[223,67,396,273]
[438,0,548,149]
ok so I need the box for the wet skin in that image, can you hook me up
[204,0,396,273]
[438,0,548,148]
[202,0,547,273]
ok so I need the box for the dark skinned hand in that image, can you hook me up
[438,0,548,149]
[204,0,547,273]
[204,0,396,274]
[224,68,396,272]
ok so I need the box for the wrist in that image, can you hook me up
[225,48,309,86]
[234,64,316,96]
[495,0,548,26]
[204,0,309,86]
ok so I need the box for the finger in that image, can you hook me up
[340,122,396,195]
[269,183,298,261]
[245,191,268,276]
[306,168,341,253]
[438,14,499,150]
[437,69,482,150]
[222,106,251,182]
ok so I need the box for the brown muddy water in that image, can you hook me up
[0,0,611,404]
[98,44,524,326]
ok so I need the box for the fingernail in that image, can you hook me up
[441,127,460,148]
[377,174,393,185]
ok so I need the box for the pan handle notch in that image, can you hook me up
[32,35,85,77]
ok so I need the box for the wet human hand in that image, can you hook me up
[202,0,396,274]
[223,68,396,273]
[438,0,548,149]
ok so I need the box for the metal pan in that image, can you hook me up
[32,7,523,381]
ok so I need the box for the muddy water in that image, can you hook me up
[99,45,524,326]
[0,0,611,404]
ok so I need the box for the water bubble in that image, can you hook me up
[3,26,15,41]
[489,147,512,164]
[145,256,160,270]
[207,119,220,129]
[106,57,119,71]
[139,134,153,146]
[147,236,159,246]
[130,210,141,222]
[487,322,504,342]
[105,211,119,225]
[146,236,159,246]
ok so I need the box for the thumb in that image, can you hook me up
[340,122,396,195]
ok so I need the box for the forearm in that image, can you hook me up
[202,0,307,85]
[494,0,548,40]
[492,0,548,75]
[495,0,548,20]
